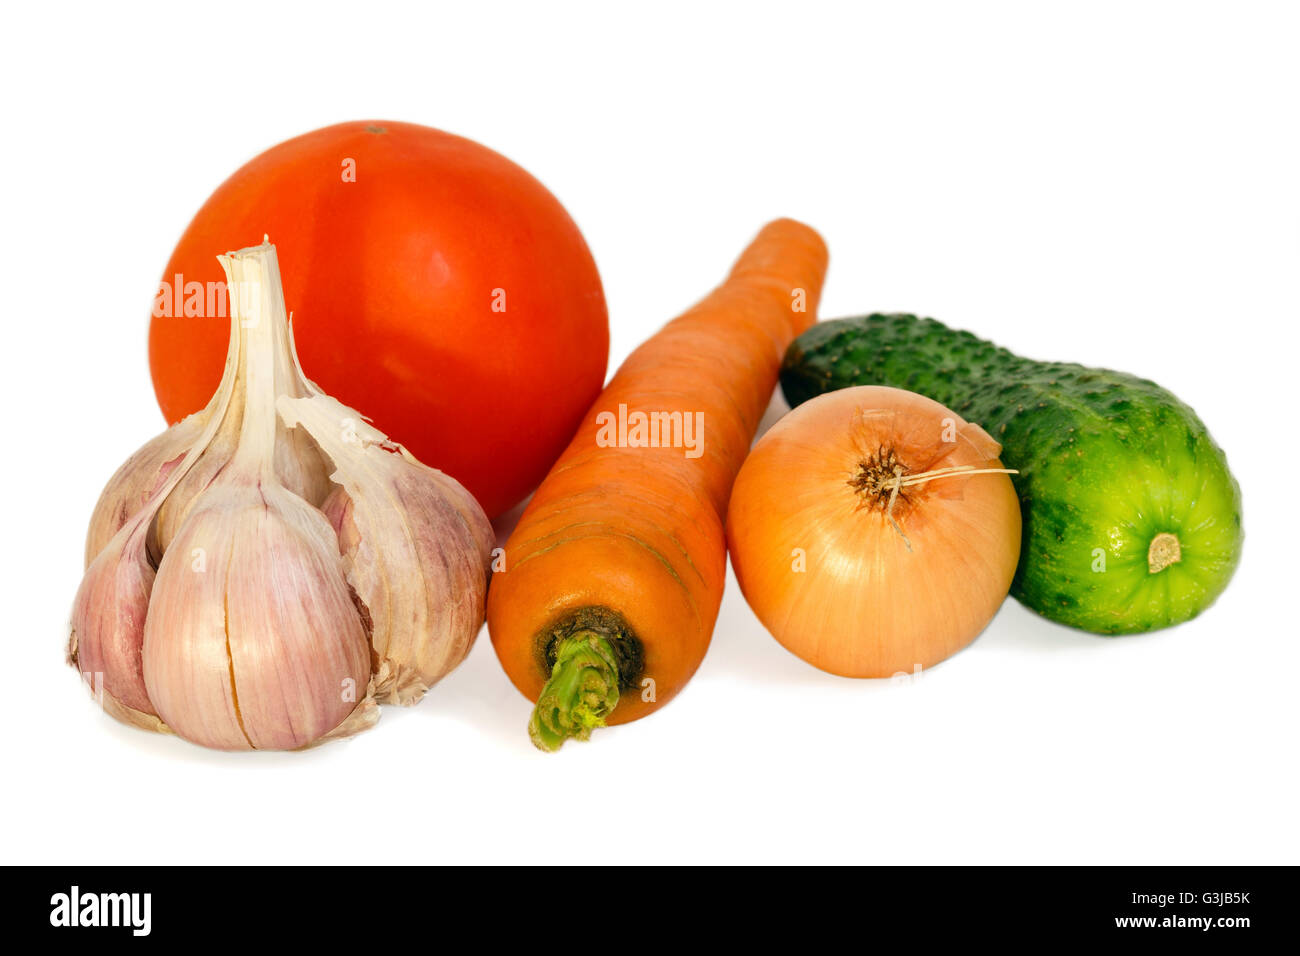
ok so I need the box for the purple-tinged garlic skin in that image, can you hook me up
[143,483,372,751]
[83,414,206,568]
[425,465,498,564]
[70,514,159,720]
[72,306,241,728]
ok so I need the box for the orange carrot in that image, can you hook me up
[487,219,828,749]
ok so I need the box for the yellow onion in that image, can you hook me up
[727,385,1021,677]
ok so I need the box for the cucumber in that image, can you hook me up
[780,314,1242,634]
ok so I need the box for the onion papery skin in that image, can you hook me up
[727,385,1022,678]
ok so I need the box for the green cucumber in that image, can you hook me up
[780,314,1242,634]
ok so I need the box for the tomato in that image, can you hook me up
[149,120,608,518]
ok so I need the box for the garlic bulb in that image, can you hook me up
[70,240,493,750]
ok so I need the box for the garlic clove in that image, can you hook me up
[280,392,494,704]
[142,482,372,751]
[226,487,372,749]
[83,413,208,568]
[70,310,243,728]
[70,514,160,721]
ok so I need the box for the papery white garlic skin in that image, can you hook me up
[152,320,333,556]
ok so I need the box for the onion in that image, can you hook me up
[726,385,1021,677]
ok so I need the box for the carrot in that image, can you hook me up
[487,218,829,750]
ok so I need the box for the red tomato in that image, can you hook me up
[149,120,608,518]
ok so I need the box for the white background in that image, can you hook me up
[3,1,1296,864]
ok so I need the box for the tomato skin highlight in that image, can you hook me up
[149,120,609,518]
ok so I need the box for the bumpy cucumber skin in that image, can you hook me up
[781,314,1243,634]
